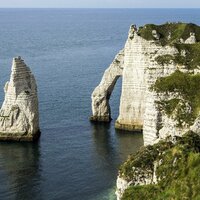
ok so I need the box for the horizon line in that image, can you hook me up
[0,7,200,9]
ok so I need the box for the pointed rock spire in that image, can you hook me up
[0,57,40,141]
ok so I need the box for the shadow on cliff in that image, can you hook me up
[0,141,42,200]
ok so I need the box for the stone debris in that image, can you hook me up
[185,32,196,44]
[152,30,160,40]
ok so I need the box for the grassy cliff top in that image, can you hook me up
[138,23,200,69]
[155,43,200,69]
[152,70,200,126]
[120,132,200,200]
[137,22,200,46]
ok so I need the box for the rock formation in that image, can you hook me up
[90,50,124,122]
[0,56,40,141]
[91,22,200,146]
[116,132,200,200]
[185,32,196,44]
[107,22,200,200]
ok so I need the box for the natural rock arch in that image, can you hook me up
[91,23,200,147]
[90,50,124,122]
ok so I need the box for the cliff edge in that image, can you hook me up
[112,22,200,199]
[116,132,200,200]
[91,22,200,146]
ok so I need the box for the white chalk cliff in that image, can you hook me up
[91,22,200,147]
[95,22,200,200]
[0,57,40,141]
[90,50,124,122]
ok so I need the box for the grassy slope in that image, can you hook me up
[120,132,200,200]
[155,43,200,70]
[138,23,200,70]
[152,70,200,126]
[138,23,200,45]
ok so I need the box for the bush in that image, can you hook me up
[152,71,200,126]
[121,132,200,200]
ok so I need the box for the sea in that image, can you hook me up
[0,8,199,200]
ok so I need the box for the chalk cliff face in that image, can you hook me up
[111,23,200,200]
[91,22,200,147]
[115,31,178,133]
[0,57,40,141]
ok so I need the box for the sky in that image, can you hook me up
[0,0,200,8]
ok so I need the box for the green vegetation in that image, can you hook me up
[174,43,200,69]
[152,70,200,126]
[155,54,174,66]
[119,140,173,181]
[122,185,160,200]
[120,132,200,200]
[119,23,200,199]
[120,24,200,199]
[138,23,200,46]
[139,23,200,69]
[156,99,180,116]
[155,43,200,69]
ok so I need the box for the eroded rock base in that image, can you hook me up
[90,116,111,122]
[0,130,41,142]
[115,121,143,132]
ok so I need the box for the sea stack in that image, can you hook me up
[0,56,40,141]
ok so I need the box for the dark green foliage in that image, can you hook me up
[152,71,200,126]
[119,145,157,181]
[155,54,174,66]
[138,23,200,46]
[121,132,200,200]
[119,140,174,181]
[174,43,200,69]
[156,99,180,116]
[122,185,160,200]
[142,23,200,69]
[156,43,200,69]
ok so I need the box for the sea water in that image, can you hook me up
[0,8,199,200]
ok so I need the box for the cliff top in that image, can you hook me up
[134,23,200,70]
[137,22,200,46]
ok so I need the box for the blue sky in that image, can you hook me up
[0,0,199,8]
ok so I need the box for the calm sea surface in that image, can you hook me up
[0,8,199,200]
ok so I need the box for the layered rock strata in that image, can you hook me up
[0,57,40,141]
[91,23,200,146]
[114,22,200,200]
